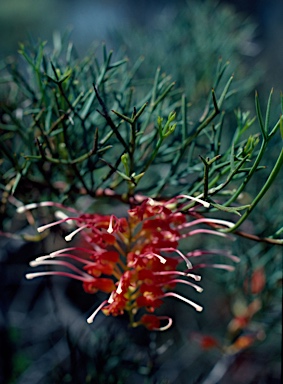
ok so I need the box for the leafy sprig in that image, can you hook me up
[0,37,282,242]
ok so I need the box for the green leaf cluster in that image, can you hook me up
[0,35,282,241]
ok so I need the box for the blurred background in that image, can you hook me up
[0,0,283,91]
[0,1,282,383]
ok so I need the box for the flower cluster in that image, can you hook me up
[19,195,238,331]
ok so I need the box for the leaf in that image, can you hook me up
[211,202,251,216]
[11,173,22,195]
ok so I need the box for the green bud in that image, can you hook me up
[121,153,130,175]
[162,111,177,137]
[168,111,176,122]
[163,123,177,138]
[243,135,259,156]
[133,172,145,183]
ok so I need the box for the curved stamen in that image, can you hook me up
[50,247,94,257]
[87,300,108,324]
[162,292,203,312]
[158,278,203,293]
[29,259,92,278]
[164,194,210,208]
[182,229,233,238]
[37,217,79,233]
[35,253,94,265]
[160,247,192,269]
[65,224,89,241]
[154,270,202,281]
[178,218,234,230]
[154,316,173,331]
[17,201,79,214]
[143,252,167,264]
[26,271,94,282]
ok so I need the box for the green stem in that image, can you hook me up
[224,116,281,207]
[224,147,283,232]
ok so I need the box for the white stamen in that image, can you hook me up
[146,252,167,264]
[37,225,49,233]
[165,194,210,208]
[65,225,88,241]
[163,292,203,312]
[161,247,192,269]
[34,254,53,261]
[30,260,41,267]
[157,317,173,331]
[17,203,38,213]
[108,291,115,304]
[147,198,157,206]
[180,195,210,208]
[154,254,167,264]
[17,201,79,214]
[116,279,123,294]
[26,273,38,279]
[107,215,115,234]
[28,259,91,278]
[35,252,93,266]
[186,273,202,281]
[180,218,234,230]
[25,271,93,282]
[154,270,202,281]
[55,210,73,224]
[184,229,231,238]
[37,217,76,233]
[174,279,203,292]
[87,300,108,324]
[158,278,203,292]
[50,247,95,257]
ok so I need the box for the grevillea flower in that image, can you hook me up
[19,195,239,331]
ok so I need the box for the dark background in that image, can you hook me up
[1,0,283,90]
[0,1,282,383]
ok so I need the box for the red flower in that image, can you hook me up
[139,314,161,330]
[83,278,116,294]
[21,195,237,330]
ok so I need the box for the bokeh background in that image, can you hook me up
[1,1,282,383]
[1,0,283,90]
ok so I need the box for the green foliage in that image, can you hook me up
[110,0,259,111]
[1,36,283,240]
[0,36,282,241]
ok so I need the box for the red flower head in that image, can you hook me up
[20,195,238,331]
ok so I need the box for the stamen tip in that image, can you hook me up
[29,261,38,267]
[26,274,35,280]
